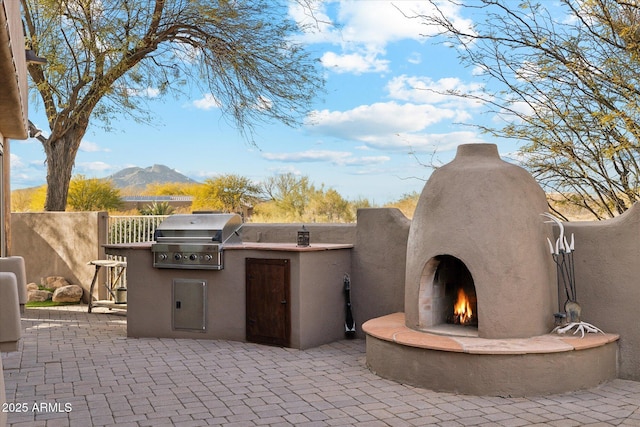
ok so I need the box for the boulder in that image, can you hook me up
[41,276,71,290]
[52,285,83,303]
[28,289,53,302]
[26,282,39,291]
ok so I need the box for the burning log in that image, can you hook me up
[449,288,477,326]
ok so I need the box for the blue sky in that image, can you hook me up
[13,1,523,204]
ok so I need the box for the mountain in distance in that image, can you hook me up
[106,164,199,190]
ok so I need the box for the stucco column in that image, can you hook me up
[3,137,10,256]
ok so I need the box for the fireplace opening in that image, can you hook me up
[419,255,478,335]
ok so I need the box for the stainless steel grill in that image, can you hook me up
[151,213,243,270]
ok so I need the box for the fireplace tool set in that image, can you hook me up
[542,213,604,337]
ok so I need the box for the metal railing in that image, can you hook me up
[104,215,169,293]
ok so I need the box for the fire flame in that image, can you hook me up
[454,288,473,325]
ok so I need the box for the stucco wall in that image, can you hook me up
[11,212,108,302]
[10,207,640,381]
[351,208,409,338]
[241,223,356,244]
[562,203,640,381]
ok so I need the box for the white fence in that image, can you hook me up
[104,215,169,292]
[107,215,169,244]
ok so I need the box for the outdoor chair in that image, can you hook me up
[0,271,21,352]
[0,256,27,314]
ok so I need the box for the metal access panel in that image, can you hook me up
[172,279,207,331]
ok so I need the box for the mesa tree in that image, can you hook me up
[22,0,323,211]
[417,0,640,219]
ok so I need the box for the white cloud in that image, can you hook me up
[267,165,303,176]
[307,101,458,140]
[139,87,160,98]
[193,93,221,110]
[254,95,273,111]
[80,140,110,153]
[386,75,486,109]
[120,85,161,98]
[9,154,46,189]
[492,100,535,125]
[291,1,472,75]
[407,52,422,65]
[10,153,23,168]
[321,51,389,74]
[361,131,486,153]
[331,1,446,47]
[261,149,390,167]
[77,161,113,173]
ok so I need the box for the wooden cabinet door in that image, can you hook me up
[246,258,290,347]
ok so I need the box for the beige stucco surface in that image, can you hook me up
[241,223,356,244]
[366,334,618,397]
[107,244,351,350]
[562,203,640,381]
[351,208,409,338]
[0,0,28,139]
[10,200,640,383]
[405,144,557,339]
[12,212,107,301]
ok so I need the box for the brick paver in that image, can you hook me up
[2,306,640,426]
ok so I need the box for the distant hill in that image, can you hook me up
[106,164,199,190]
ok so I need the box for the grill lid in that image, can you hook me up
[154,213,243,244]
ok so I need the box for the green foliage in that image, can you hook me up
[261,173,312,220]
[139,202,175,216]
[26,301,79,307]
[192,174,261,214]
[67,175,123,211]
[142,182,196,196]
[253,173,361,223]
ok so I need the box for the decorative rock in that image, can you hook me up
[26,283,39,291]
[41,276,71,290]
[28,289,53,302]
[52,285,83,303]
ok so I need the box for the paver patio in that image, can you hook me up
[2,306,640,426]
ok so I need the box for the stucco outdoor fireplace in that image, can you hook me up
[363,143,619,396]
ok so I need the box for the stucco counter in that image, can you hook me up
[104,243,353,349]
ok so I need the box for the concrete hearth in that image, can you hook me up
[363,313,619,397]
[364,143,620,396]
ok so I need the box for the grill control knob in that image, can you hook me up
[158,253,168,261]
[189,254,198,261]
[174,253,182,261]
[204,254,212,261]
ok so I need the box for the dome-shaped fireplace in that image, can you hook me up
[406,143,555,338]
[363,143,619,396]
